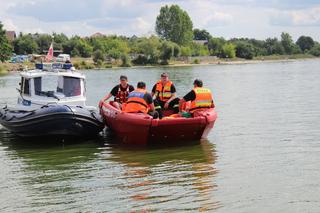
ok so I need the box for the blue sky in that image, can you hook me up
[0,0,319,41]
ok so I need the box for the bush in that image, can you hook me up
[309,44,320,56]
[84,63,95,69]
[132,55,148,65]
[181,46,192,57]
[193,58,200,64]
[120,54,131,67]
[235,42,254,59]
[73,62,80,69]
[104,64,112,68]
[221,43,236,58]
[96,59,103,68]
[93,50,105,63]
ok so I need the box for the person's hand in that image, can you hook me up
[98,100,104,108]
[164,102,169,109]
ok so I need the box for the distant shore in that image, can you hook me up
[1,54,318,72]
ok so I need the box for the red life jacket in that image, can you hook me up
[115,84,130,103]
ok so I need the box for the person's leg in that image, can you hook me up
[154,99,163,119]
[168,98,180,113]
[112,102,121,110]
[148,111,159,119]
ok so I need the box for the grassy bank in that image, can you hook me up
[1,54,319,72]
[0,63,8,75]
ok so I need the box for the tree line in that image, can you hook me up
[1,4,320,64]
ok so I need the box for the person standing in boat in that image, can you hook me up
[179,79,214,115]
[123,82,158,118]
[101,75,134,110]
[151,72,180,118]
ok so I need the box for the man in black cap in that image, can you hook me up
[151,72,180,118]
[179,79,214,114]
[101,75,134,109]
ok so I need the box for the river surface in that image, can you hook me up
[1,59,320,212]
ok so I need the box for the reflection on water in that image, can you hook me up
[0,129,220,212]
[103,140,220,212]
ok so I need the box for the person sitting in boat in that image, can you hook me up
[101,75,134,110]
[123,81,158,118]
[151,72,180,118]
[179,79,215,115]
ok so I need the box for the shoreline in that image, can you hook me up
[1,56,319,72]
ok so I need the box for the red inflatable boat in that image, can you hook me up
[99,101,217,145]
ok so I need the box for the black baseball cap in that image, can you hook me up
[120,75,128,80]
[193,79,203,87]
[161,72,168,77]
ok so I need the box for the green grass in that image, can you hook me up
[0,64,8,75]
[254,54,316,60]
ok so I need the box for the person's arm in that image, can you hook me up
[149,103,155,111]
[146,93,155,111]
[164,84,177,108]
[150,84,156,97]
[179,98,186,112]
[179,90,195,112]
[103,85,118,101]
[164,93,176,109]
[102,93,112,102]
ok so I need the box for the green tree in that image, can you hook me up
[160,41,180,64]
[180,46,192,57]
[190,43,209,56]
[63,36,79,56]
[63,37,93,57]
[76,39,93,58]
[137,36,161,64]
[296,36,315,52]
[0,22,13,62]
[208,37,225,57]
[234,41,254,59]
[93,50,105,63]
[120,54,131,67]
[193,28,212,40]
[155,5,193,45]
[34,33,52,54]
[13,33,38,54]
[309,44,320,56]
[281,32,295,54]
[52,33,68,51]
[264,38,284,55]
[221,43,236,58]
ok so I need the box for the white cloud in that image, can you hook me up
[270,6,320,26]
[2,19,18,31]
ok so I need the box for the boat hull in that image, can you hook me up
[0,105,104,137]
[100,102,217,145]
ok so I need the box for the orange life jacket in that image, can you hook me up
[115,84,130,103]
[155,80,173,102]
[189,87,213,113]
[123,89,148,113]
